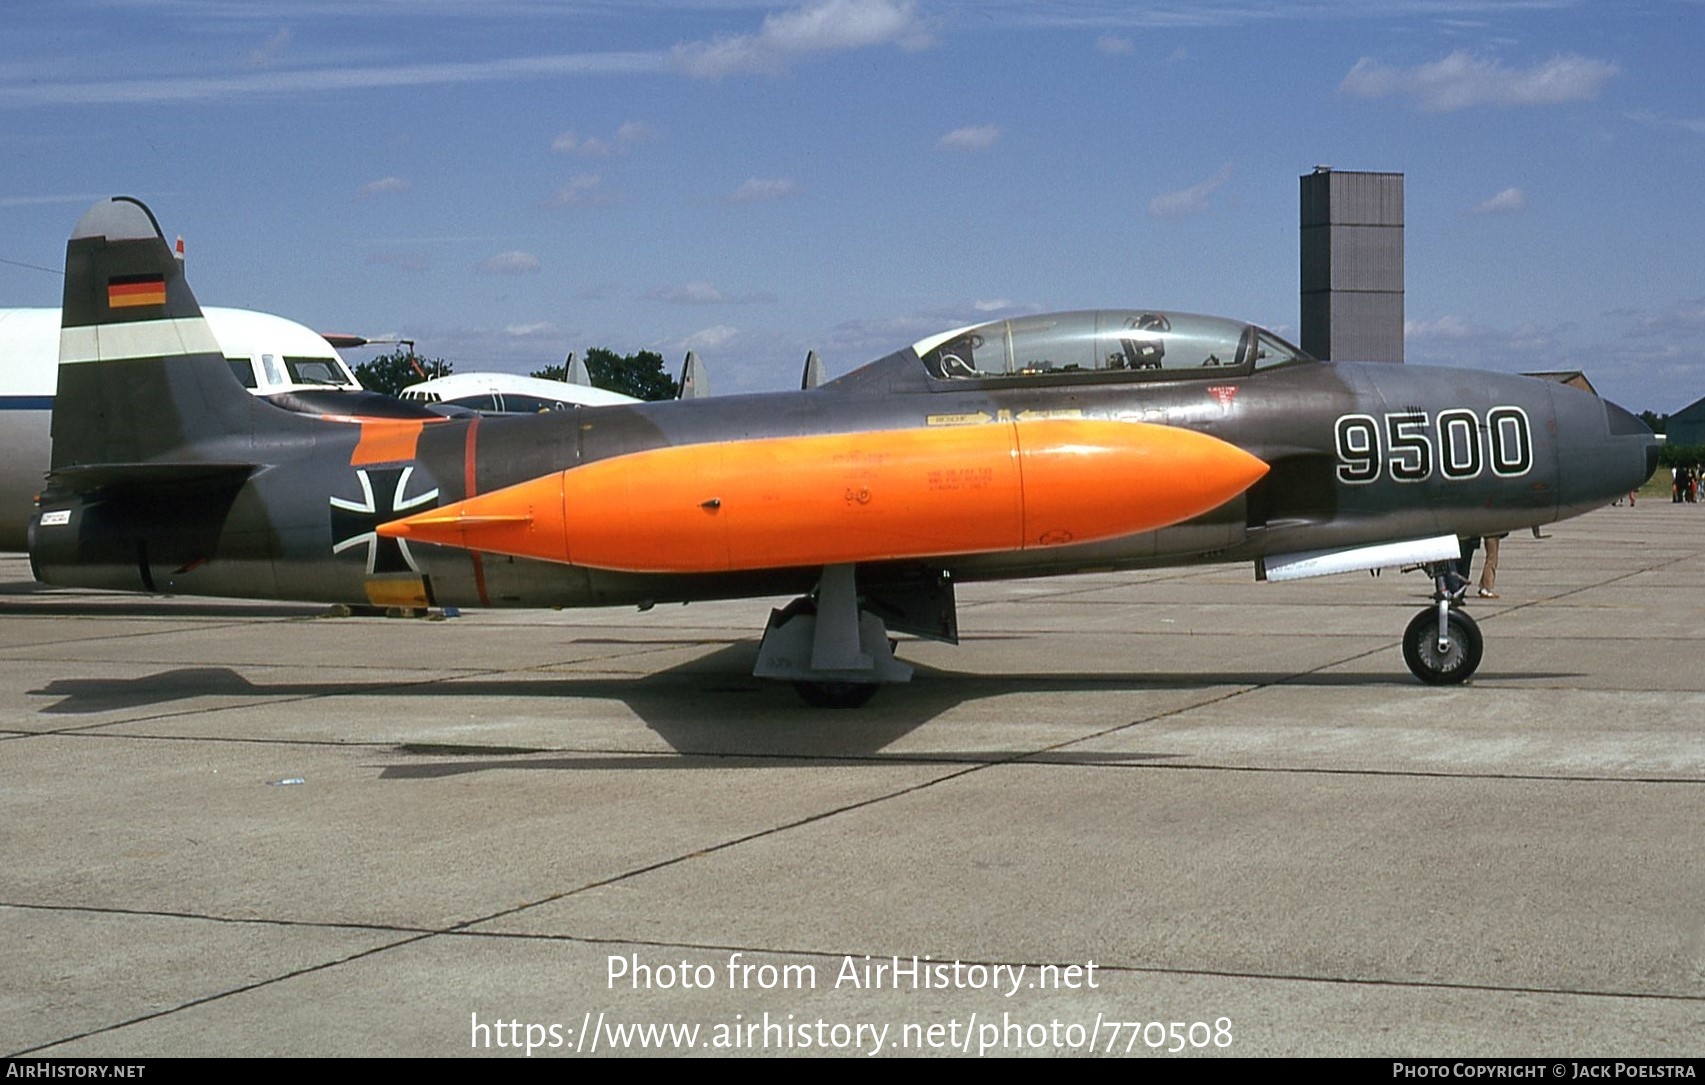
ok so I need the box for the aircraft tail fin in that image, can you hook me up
[677,350,709,399]
[800,349,824,390]
[53,197,263,472]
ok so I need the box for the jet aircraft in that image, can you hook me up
[30,198,1658,705]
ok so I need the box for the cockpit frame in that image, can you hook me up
[913,309,1311,391]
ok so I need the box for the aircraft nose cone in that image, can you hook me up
[1555,391,1660,516]
[1602,398,1662,487]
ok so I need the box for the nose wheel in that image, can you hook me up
[1402,604,1483,684]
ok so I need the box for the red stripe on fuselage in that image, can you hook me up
[463,416,490,607]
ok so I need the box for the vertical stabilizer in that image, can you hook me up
[54,197,256,470]
[565,351,591,386]
[677,350,709,400]
[800,349,824,390]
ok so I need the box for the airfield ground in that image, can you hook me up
[2,503,1701,1057]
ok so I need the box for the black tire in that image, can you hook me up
[792,680,881,709]
[1402,607,1483,685]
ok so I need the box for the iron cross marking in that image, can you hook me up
[329,466,440,574]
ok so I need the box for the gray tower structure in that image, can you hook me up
[1300,168,1403,363]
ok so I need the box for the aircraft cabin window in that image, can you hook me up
[226,358,258,389]
[1252,330,1310,370]
[917,310,1303,384]
[501,394,567,413]
[284,357,351,385]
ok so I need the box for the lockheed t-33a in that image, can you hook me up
[30,198,1658,705]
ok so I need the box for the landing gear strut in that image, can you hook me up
[1402,562,1483,684]
[754,564,912,707]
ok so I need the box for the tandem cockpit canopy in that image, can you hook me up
[913,310,1313,385]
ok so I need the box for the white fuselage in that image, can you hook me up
[400,371,638,413]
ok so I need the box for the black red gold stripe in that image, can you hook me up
[107,274,166,309]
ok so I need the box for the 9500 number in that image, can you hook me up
[1334,407,1532,485]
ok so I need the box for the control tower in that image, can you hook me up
[1300,167,1403,362]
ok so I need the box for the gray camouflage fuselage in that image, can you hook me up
[30,198,1657,629]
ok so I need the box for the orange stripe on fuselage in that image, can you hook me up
[350,419,428,466]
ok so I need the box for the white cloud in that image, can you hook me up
[937,124,1001,152]
[1341,51,1618,112]
[1621,296,1705,338]
[728,177,797,203]
[1396,307,1705,410]
[0,50,667,107]
[1626,110,1705,136]
[478,250,542,275]
[647,281,776,304]
[1096,34,1133,56]
[651,281,728,304]
[672,0,930,78]
[502,322,557,338]
[681,325,740,350]
[358,176,410,197]
[0,192,110,208]
[1405,314,1482,341]
[1472,187,1527,215]
[1148,162,1233,218]
[0,3,923,106]
[546,173,607,207]
[556,121,653,156]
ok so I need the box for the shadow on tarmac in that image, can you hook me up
[26,639,1583,763]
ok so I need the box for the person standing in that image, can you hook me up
[1478,534,1504,599]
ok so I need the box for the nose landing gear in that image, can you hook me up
[1402,563,1483,684]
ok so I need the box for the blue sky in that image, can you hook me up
[2,0,1701,411]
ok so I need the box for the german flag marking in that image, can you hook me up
[107,275,166,309]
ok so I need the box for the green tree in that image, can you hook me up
[1659,444,1705,468]
[533,348,678,401]
[354,348,450,397]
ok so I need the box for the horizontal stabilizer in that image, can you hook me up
[46,461,258,497]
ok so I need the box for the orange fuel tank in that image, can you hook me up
[377,418,1267,574]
